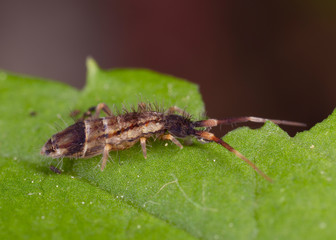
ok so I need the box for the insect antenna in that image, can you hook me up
[194,117,306,128]
[195,131,273,182]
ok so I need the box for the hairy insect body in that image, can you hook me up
[42,111,171,159]
[85,112,166,156]
[41,103,306,182]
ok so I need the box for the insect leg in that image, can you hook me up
[101,144,113,171]
[195,131,272,182]
[161,134,183,149]
[165,106,189,116]
[74,106,96,121]
[194,117,306,128]
[93,103,114,119]
[76,102,114,121]
[140,137,148,159]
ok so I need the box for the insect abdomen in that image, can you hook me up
[82,112,166,157]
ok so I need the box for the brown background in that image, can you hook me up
[1,1,336,135]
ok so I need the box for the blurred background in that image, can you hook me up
[1,0,336,135]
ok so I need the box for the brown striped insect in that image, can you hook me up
[41,103,306,182]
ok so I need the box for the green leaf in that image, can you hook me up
[0,59,335,239]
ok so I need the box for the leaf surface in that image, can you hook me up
[0,60,335,239]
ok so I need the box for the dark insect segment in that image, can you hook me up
[29,111,37,117]
[41,103,306,182]
[50,165,62,174]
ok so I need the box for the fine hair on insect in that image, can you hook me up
[41,102,306,182]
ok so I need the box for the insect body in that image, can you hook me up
[41,103,305,182]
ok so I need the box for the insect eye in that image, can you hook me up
[48,142,57,153]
